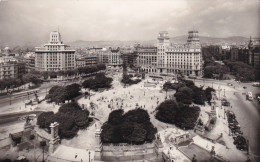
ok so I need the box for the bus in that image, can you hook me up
[252,82,260,87]
[246,92,253,101]
[12,89,40,98]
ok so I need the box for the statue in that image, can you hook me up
[25,115,32,125]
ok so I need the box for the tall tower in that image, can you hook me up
[49,31,62,44]
[187,30,200,47]
[157,31,170,73]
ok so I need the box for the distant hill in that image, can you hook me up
[1,35,249,49]
[68,36,249,48]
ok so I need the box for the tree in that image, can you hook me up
[22,73,42,85]
[58,102,82,113]
[155,100,200,130]
[175,86,193,105]
[155,100,180,124]
[101,108,157,144]
[82,73,113,90]
[37,111,54,129]
[124,108,150,124]
[175,105,200,129]
[205,87,215,103]
[191,86,206,105]
[65,83,81,100]
[46,86,67,104]
[108,109,124,125]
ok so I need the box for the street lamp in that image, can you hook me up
[8,92,12,105]
[40,141,46,162]
[89,151,91,162]
[247,139,249,156]
[224,108,226,119]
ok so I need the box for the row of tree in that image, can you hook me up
[101,109,157,145]
[0,64,106,93]
[37,102,90,139]
[0,70,42,93]
[121,74,141,86]
[223,60,257,81]
[42,64,106,79]
[202,46,258,81]
[163,79,215,105]
[82,73,113,91]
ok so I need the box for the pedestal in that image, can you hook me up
[154,135,163,156]
[49,122,60,154]
[94,129,103,160]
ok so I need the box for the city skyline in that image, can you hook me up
[0,0,259,45]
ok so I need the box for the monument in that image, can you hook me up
[94,128,103,160]
[154,133,163,157]
[49,122,60,154]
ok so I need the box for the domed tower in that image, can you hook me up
[187,30,200,47]
[157,31,170,73]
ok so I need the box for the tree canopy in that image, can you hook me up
[46,83,81,104]
[155,100,200,130]
[82,73,113,91]
[101,108,157,144]
[37,102,90,139]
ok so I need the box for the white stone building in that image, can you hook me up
[137,30,203,76]
[35,31,75,71]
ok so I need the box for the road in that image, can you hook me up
[0,111,44,125]
[0,80,84,109]
[192,78,260,161]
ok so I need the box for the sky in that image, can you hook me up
[0,0,259,45]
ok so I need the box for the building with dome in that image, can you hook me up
[35,31,75,71]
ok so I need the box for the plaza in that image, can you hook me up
[0,68,257,161]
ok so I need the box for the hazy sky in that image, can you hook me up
[0,0,259,45]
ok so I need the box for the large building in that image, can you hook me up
[248,37,260,72]
[0,57,26,79]
[229,37,260,75]
[136,46,157,73]
[76,56,98,68]
[98,47,123,67]
[35,31,75,71]
[137,30,203,76]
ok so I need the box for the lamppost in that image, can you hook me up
[40,141,46,162]
[8,92,12,105]
[210,146,216,161]
[89,151,91,162]
[224,108,226,119]
[247,139,249,156]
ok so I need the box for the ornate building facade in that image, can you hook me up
[137,30,203,76]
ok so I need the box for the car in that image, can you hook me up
[188,75,197,79]
[243,86,247,89]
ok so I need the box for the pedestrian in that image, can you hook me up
[75,153,78,159]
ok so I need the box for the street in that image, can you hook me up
[193,78,260,160]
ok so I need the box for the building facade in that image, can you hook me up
[248,38,260,73]
[98,47,123,67]
[137,30,203,76]
[35,31,75,71]
[76,56,98,68]
[136,46,157,73]
[0,61,26,79]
